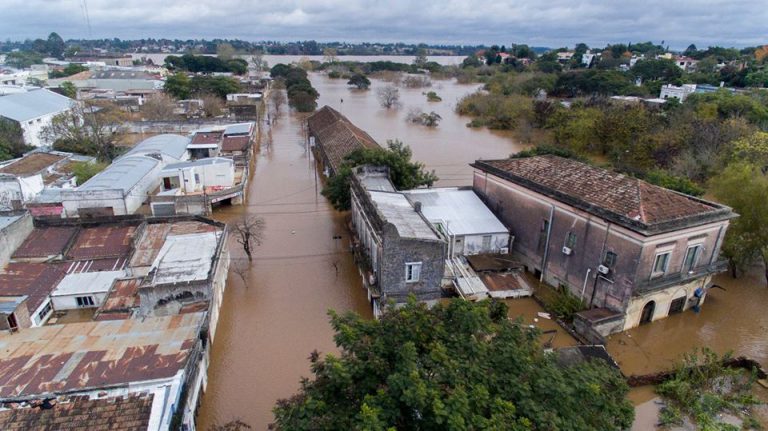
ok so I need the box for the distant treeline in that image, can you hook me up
[164,54,248,75]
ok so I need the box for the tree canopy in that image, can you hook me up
[164,53,247,75]
[270,64,319,112]
[322,140,437,211]
[273,298,634,430]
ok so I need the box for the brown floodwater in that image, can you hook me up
[197,73,526,429]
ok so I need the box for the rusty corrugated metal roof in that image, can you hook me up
[12,227,77,259]
[66,225,137,260]
[0,313,203,399]
[0,263,66,314]
[95,278,142,320]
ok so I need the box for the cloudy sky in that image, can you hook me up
[1,0,766,49]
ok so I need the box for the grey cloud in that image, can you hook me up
[1,0,766,48]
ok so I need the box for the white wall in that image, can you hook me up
[51,292,108,310]
[20,113,57,148]
[457,232,510,256]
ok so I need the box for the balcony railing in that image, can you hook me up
[634,259,728,295]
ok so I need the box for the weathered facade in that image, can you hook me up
[350,166,446,315]
[472,155,735,335]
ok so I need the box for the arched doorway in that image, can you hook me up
[640,301,655,324]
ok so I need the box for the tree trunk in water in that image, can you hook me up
[763,255,768,288]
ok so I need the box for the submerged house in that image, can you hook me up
[471,155,736,338]
[307,105,380,177]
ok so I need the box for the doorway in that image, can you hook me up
[640,301,655,324]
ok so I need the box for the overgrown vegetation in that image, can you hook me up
[48,63,88,79]
[540,286,587,322]
[656,348,762,430]
[322,140,437,211]
[270,64,319,112]
[273,298,634,430]
[164,73,241,100]
[164,53,248,75]
[70,161,107,185]
[0,118,29,161]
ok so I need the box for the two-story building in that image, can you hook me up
[350,166,446,316]
[471,155,736,337]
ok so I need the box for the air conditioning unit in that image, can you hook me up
[597,265,610,275]
[500,247,509,254]
[562,246,572,256]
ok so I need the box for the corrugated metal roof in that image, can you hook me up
[51,270,124,297]
[124,134,190,161]
[223,122,254,136]
[162,157,232,171]
[368,191,440,240]
[79,155,159,193]
[0,313,203,398]
[0,214,22,231]
[0,88,74,122]
[404,188,508,236]
[150,232,219,285]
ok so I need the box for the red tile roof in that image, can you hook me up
[12,227,77,259]
[473,155,734,235]
[0,393,154,431]
[221,135,250,152]
[190,131,223,146]
[66,225,136,260]
[307,105,380,174]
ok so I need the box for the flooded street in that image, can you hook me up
[196,66,767,430]
[197,73,525,429]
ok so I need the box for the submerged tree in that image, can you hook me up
[347,73,371,90]
[273,298,634,430]
[377,85,400,109]
[231,216,266,261]
[322,140,437,211]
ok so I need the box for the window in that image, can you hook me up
[482,235,492,249]
[603,251,618,268]
[194,173,200,183]
[652,252,671,277]
[405,262,422,283]
[37,301,52,321]
[565,232,577,249]
[682,245,701,273]
[76,296,95,308]
[669,296,686,315]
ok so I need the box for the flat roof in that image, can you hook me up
[221,135,250,152]
[0,313,204,399]
[12,226,78,259]
[150,231,220,285]
[52,270,125,297]
[162,157,233,171]
[0,152,66,177]
[404,188,507,236]
[0,214,23,232]
[368,191,440,240]
[95,277,142,321]
[66,225,137,260]
[223,122,254,136]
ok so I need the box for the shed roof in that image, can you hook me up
[472,155,735,235]
[0,393,154,431]
[223,122,254,136]
[66,225,136,260]
[221,135,250,152]
[0,88,73,122]
[0,263,66,314]
[404,188,507,236]
[95,277,142,321]
[307,106,380,174]
[123,134,189,161]
[0,312,203,398]
[0,214,23,232]
[368,191,440,240]
[78,155,159,193]
[0,296,26,315]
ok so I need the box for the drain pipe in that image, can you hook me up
[581,268,591,300]
[539,205,555,282]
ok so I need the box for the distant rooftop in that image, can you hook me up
[0,152,66,177]
[123,134,190,161]
[368,191,440,240]
[0,88,73,122]
[0,312,203,399]
[162,157,233,171]
[78,155,159,193]
[472,155,735,235]
[223,122,255,136]
[12,226,78,259]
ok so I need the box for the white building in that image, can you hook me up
[659,83,697,102]
[159,157,235,194]
[403,188,511,257]
[50,270,125,310]
[0,88,75,147]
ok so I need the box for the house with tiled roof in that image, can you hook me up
[307,105,380,176]
[471,155,736,338]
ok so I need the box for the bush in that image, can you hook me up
[542,286,586,321]
[643,169,705,196]
[71,161,107,185]
[425,91,442,102]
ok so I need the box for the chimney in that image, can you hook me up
[413,201,422,213]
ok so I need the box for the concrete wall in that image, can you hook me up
[0,298,32,331]
[623,276,709,330]
[207,236,229,344]
[0,212,33,268]
[20,113,58,147]
[31,298,53,327]
[138,282,210,316]
[454,232,510,256]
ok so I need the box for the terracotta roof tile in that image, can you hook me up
[307,105,380,173]
[473,155,733,234]
[0,393,154,431]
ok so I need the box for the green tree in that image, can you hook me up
[273,298,634,430]
[164,72,191,99]
[59,81,77,99]
[216,43,236,61]
[70,161,107,185]
[322,140,437,210]
[46,32,66,58]
[41,101,128,162]
[49,63,88,79]
[347,73,371,90]
[0,118,28,161]
[709,161,768,284]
